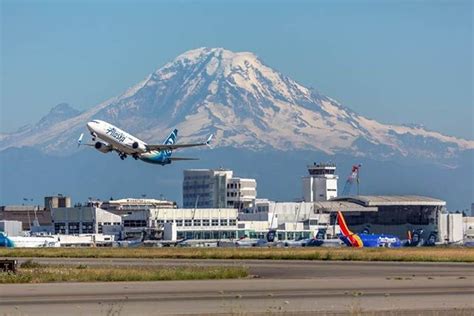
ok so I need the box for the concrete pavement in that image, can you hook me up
[0,258,473,315]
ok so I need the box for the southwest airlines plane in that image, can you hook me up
[78,120,213,165]
[337,211,402,248]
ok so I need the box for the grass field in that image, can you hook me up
[1,247,474,262]
[0,260,248,284]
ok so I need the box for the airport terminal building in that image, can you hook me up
[1,194,464,245]
[182,169,256,210]
[122,208,239,240]
[51,206,122,236]
[1,165,468,246]
[239,195,452,242]
[331,195,446,240]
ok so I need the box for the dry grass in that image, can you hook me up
[0,262,248,284]
[1,247,474,262]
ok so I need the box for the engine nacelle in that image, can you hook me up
[94,141,113,153]
[131,141,147,153]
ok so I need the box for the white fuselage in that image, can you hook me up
[10,236,61,248]
[87,120,148,155]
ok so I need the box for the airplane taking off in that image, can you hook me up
[337,211,402,248]
[78,120,213,165]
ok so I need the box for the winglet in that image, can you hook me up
[206,134,214,148]
[77,133,84,147]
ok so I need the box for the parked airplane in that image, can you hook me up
[235,235,268,247]
[337,211,402,248]
[278,229,326,247]
[0,232,60,248]
[404,228,438,247]
[78,120,213,165]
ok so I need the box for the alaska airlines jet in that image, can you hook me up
[78,120,213,165]
[337,211,402,248]
[0,232,60,248]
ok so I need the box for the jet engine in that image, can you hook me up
[94,141,113,153]
[131,141,147,153]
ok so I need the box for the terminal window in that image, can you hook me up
[54,223,66,234]
[81,222,94,234]
[68,222,80,234]
[123,220,147,227]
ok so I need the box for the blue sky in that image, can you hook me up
[1,0,472,138]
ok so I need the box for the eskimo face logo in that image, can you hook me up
[164,131,176,155]
[106,127,126,142]
[166,134,175,145]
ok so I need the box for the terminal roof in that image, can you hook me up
[312,201,377,213]
[331,195,446,207]
[1,205,41,211]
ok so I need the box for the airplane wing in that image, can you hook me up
[145,134,213,152]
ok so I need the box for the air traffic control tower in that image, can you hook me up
[302,163,338,202]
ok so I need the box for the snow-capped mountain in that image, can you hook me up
[1,47,472,162]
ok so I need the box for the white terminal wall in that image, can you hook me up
[123,208,238,227]
[0,220,23,236]
[51,207,122,234]
[182,169,233,208]
[438,213,463,243]
[463,217,474,239]
[227,178,257,208]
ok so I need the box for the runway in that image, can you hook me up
[9,257,474,279]
[1,258,473,315]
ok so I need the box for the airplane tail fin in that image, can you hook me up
[337,211,363,247]
[315,228,327,240]
[337,211,355,237]
[0,232,15,248]
[164,129,178,145]
[163,129,178,156]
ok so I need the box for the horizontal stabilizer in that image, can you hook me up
[169,157,199,161]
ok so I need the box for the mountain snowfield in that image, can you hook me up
[1,47,472,162]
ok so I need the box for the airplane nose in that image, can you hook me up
[86,122,94,131]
